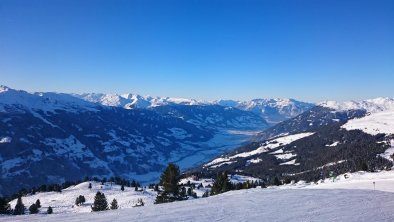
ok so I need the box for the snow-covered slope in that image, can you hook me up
[7,182,158,214]
[205,132,314,168]
[320,97,394,113]
[0,85,98,113]
[4,171,394,222]
[78,93,206,109]
[342,109,394,136]
[217,98,314,124]
[0,86,269,196]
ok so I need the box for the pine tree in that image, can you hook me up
[134,186,138,191]
[160,163,180,195]
[29,203,39,214]
[88,183,92,189]
[110,199,118,210]
[121,184,125,191]
[0,197,11,214]
[13,196,25,215]
[91,192,108,212]
[273,177,282,186]
[180,187,186,197]
[47,206,53,214]
[75,195,86,206]
[202,191,209,198]
[155,163,182,204]
[211,172,232,195]
[35,199,41,208]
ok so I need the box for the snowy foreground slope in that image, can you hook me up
[3,171,394,222]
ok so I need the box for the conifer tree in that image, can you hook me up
[211,172,232,195]
[0,197,11,214]
[75,195,86,206]
[121,184,125,191]
[110,199,118,210]
[88,183,92,189]
[273,177,282,186]
[13,196,25,215]
[155,163,182,204]
[91,192,108,212]
[29,203,39,214]
[35,199,41,208]
[160,163,180,195]
[47,206,53,214]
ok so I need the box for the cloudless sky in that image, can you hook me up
[0,0,393,102]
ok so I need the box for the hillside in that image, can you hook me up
[0,86,271,196]
[2,171,394,221]
[194,98,394,182]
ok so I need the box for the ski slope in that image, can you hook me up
[2,171,394,222]
[342,109,394,135]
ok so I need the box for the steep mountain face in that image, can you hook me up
[194,98,394,183]
[0,86,270,196]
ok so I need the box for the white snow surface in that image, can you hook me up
[0,86,98,113]
[4,171,394,222]
[342,109,394,135]
[7,182,157,215]
[0,136,11,143]
[326,141,340,147]
[320,97,394,113]
[205,132,314,168]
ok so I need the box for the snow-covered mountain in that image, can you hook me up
[196,97,394,183]
[319,97,394,113]
[77,93,206,109]
[78,92,314,125]
[217,98,315,124]
[0,86,272,196]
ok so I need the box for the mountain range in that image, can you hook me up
[2,85,393,197]
[0,85,312,195]
[195,98,394,182]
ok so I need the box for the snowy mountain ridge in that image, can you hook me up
[319,97,394,113]
[0,85,99,113]
[0,85,313,124]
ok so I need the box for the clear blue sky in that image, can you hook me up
[0,0,393,102]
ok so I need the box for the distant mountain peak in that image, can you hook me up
[0,85,10,93]
[319,97,394,113]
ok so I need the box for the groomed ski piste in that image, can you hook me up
[2,170,394,222]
